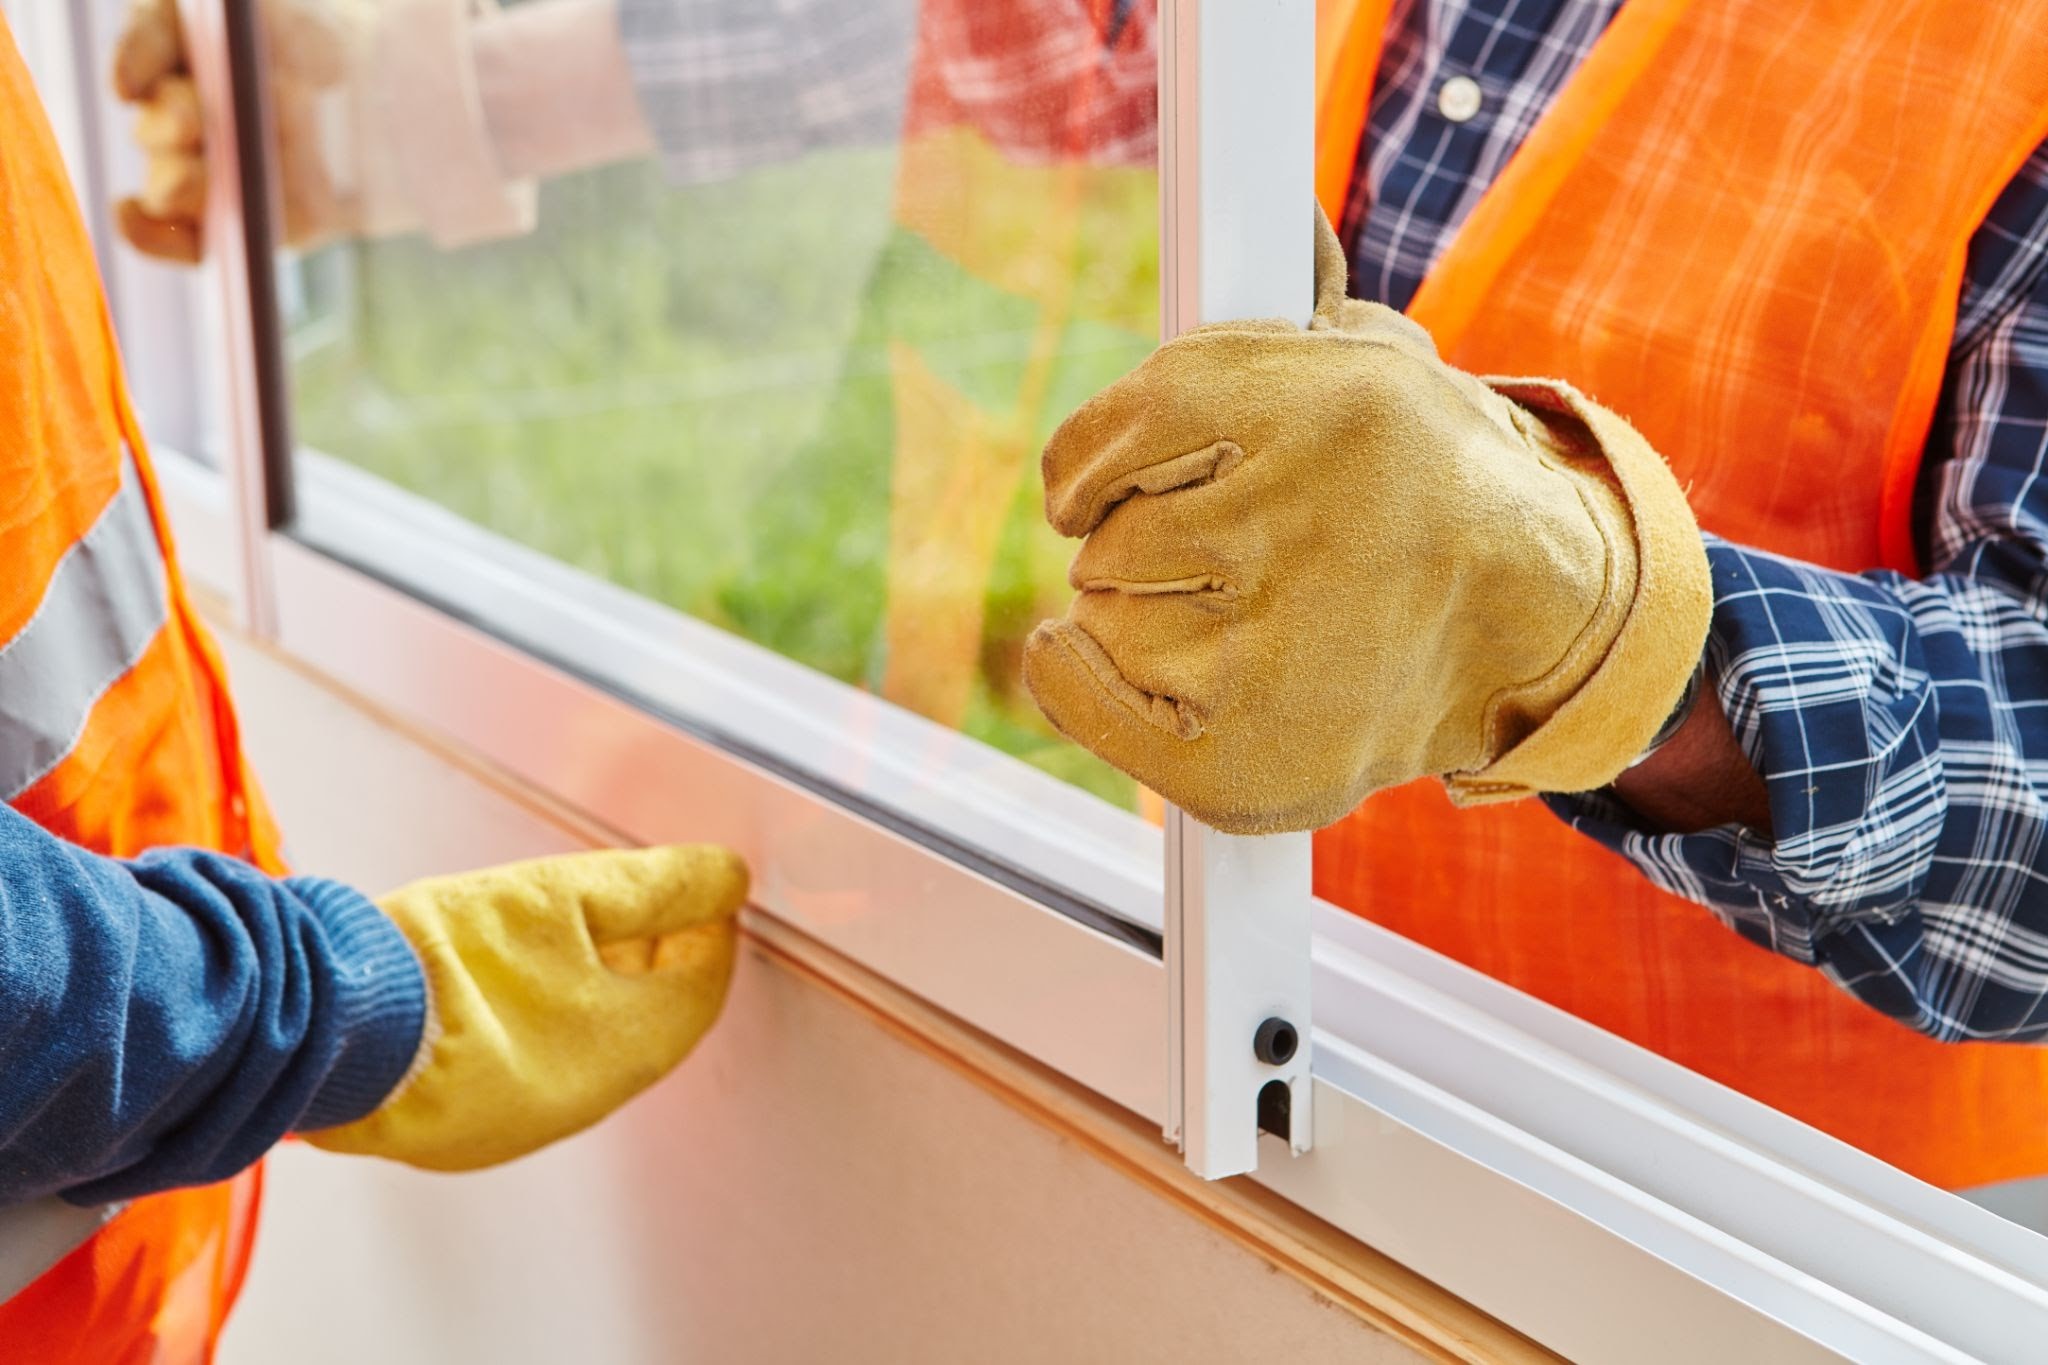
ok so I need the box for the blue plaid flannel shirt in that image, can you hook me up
[1341,0,2048,1042]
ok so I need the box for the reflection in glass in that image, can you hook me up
[279,0,1159,809]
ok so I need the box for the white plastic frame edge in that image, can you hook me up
[1158,0,1319,1181]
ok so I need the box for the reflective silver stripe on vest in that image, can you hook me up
[0,456,169,800]
[0,460,164,1293]
[0,1197,125,1300]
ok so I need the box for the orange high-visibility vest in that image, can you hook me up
[1314,0,2048,1187]
[0,15,283,1361]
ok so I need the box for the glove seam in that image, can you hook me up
[1034,618,1204,740]
[1470,419,1639,767]
[1446,378,1713,802]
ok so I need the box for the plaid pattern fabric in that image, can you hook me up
[616,0,919,186]
[617,0,1154,185]
[1340,0,1619,309]
[1342,0,2048,1040]
[901,0,1155,165]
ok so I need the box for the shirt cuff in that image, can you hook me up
[1541,788,1829,961]
[287,878,428,1131]
[1545,535,1944,946]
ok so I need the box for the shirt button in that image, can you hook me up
[1437,75,1483,123]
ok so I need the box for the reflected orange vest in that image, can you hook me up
[0,17,283,1362]
[1314,0,2048,1187]
[878,0,1157,728]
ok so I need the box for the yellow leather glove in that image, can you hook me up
[1022,208,1712,835]
[303,845,747,1171]
[109,0,351,263]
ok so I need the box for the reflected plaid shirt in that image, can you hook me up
[1341,0,2048,1041]
[617,0,1153,185]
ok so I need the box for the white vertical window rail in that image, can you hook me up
[1158,0,1318,1181]
[183,0,284,633]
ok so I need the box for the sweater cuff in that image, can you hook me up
[289,878,428,1131]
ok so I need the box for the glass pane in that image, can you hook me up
[278,0,1159,815]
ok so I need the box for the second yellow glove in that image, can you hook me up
[302,844,747,1172]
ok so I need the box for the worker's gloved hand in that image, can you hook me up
[1022,208,1712,835]
[107,0,612,264]
[109,0,204,262]
[108,0,352,263]
[302,845,748,1171]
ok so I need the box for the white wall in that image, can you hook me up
[213,634,1439,1364]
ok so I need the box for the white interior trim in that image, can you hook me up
[269,530,1168,1123]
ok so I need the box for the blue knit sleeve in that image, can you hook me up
[0,802,425,1207]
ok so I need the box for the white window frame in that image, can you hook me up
[35,0,2048,1358]
[1158,0,1319,1183]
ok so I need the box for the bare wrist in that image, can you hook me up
[1610,668,1773,836]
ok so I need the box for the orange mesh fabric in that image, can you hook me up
[1313,0,1390,223]
[0,1169,263,1365]
[0,39,125,644]
[1316,0,2048,1187]
[1406,0,2048,575]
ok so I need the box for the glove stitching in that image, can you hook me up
[1467,406,1637,772]
[1076,573,1237,599]
[1066,440,1246,537]
[1038,619,1204,740]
